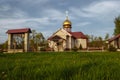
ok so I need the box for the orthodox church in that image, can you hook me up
[48,14,88,51]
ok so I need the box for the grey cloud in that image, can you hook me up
[0,0,120,43]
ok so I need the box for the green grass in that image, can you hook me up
[0,52,120,80]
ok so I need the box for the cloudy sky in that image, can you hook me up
[0,0,120,43]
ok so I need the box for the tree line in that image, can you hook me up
[0,15,120,52]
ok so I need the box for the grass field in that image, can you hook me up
[0,52,120,80]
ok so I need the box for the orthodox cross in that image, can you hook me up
[66,11,69,19]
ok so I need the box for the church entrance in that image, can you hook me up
[48,35,65,51]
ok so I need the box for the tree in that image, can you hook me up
[0,40,8,52]
[35,32,45,50]
[104,33,109,40]
[104,33,110,50]
[12,34,24,49]
[3,41,8,50]
[30,30,45,51]
[87,35,104,48]
[114,16,120,35]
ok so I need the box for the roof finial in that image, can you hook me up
[65,11,69,19]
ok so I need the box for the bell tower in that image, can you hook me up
[63,11,72,32]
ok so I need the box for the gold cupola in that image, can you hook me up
[63,11,72,32]
[63,18,72,28]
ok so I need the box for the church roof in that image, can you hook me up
[69,32,88,39]
[6,28,32,34]
[108,34,120,42]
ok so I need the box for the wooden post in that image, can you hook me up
[24,33,29,52]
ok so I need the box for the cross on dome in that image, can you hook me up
[65,11,69,19]
[63,11,72,32]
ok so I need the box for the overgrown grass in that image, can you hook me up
[0,52,120,80]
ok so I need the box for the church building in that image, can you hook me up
[48,14,88,51]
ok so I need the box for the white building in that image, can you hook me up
[108,34,120,51]
[48,16,88,51]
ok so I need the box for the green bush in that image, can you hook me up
[0,49,3,53]
[64,48,70,51]
[40,47,46,51]
[108,45,117,52]
[72,46,78,52]
[79,44,83,50]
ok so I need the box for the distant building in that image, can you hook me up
[48,14,88,51]
[6,28,31,53]
[108,34,120,51]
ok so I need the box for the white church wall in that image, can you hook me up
[76,39,87,49]
[71,38,75,48]
[110,40,117,48]
[109,41,114,46]
[63,40,66,49]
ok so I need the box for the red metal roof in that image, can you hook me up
[69,32,88,39]
[6,28,32,34]
[48,31,88,40]
[108,34,120,42]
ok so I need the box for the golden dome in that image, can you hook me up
[63,19,72,28]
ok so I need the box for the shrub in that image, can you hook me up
[72,46,78,52]
[108,45,117,52]
[0,48,3,53]
[79,44,83,50]
[46,47,54,51]
[40,47,46,51]
[64,48,70,51]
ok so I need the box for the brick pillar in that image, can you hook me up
[8,34,11,50]
[69,36,72,49]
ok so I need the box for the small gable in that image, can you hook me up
[48,28,71,40]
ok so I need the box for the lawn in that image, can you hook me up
[0,52,120,80]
